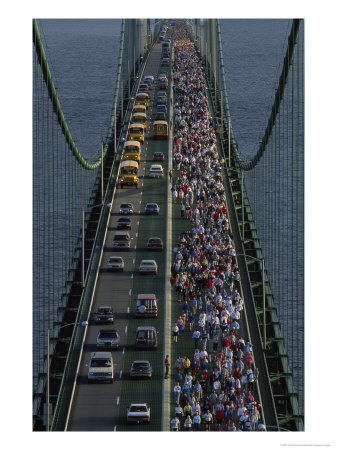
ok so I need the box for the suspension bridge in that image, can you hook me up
[32,18,304,432]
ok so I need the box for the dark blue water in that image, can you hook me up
[38,19,121,161]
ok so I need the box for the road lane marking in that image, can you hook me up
[129,289,132,296]
[120,370,123,378]
[131,273,134,279]
[127,306,130,313]
[114,426,117,432]
[133,258,135,264]
[123,346,126,354]
[125,325,128,334]
[117,396,120,405]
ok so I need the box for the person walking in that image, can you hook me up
[170,416,180,431]
[174,382,182,405]
[164,355,170,379]
[172,323,179,343]
[204,409,213,431]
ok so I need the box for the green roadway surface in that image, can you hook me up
[116,61,171,430]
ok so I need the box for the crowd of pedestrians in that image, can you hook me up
[168,20,265,432]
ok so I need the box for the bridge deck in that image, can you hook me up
[67,39,171,431]
[67,21,266,432]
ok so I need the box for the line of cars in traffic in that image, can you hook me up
[87,38,173,424]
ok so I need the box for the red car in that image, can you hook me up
[153,152,165,161]
[147,237,164,251]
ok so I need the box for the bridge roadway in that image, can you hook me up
[67,40,172,431]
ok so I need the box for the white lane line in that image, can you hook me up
[131,273,134,279]
[129,289,132,296]
[137,221,140,225]
[139,200,142,204]
[127,306,130,313]
[133,258,135,264]
[120,370,123,378]
[123,346,126,354]
[117,396,120,405]
[134,245,137,250]
[125,325,128,334]
[114,426,117,432]
[136,232,138,238]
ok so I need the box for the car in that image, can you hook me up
[135,326,158,349]
[143,75,154,86]
[94,306,114,324]
[147,237,164,251]
[157,95,167,106]
[155,111,167,121]
[161,58,169,66]
[135,294,158,318]
[88,352,114,384]
[130,360,153,379]
[149,164,164,178]
[107,256,124,271]
[127,403,151,424]
[139,259,158,274]
[156,105,167,114]
[139,83,150,92]
[117,217,131,230]
[145,203,160,215]
[158,71,168,80]
[153,152,165,162]
[112,231,131,250]
[96,329,120,349]
[119,203,134,214]
[159,80,168,89]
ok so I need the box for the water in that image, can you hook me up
[34,19,303,412]
[220,19,304,413]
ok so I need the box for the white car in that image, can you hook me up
[149,164,164,178]
[139,259,158,274]
[127,403,151,424]
[107,256,124,272]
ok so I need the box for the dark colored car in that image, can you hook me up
[155,111,167,121]
[130,360,153,379]
[159,80,168,89]
[145,203,160,215]
[153,152,165,161]
[156,105,167,114]
[147,237,164,251]
[117,217,131,229]
[94,306,114,324]
[135,326,158,350]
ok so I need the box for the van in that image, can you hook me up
[88,352,114,383]
[131,112,147,130]
[123,141,141,163]
[153,121,168,139]
[120,160,139,188]
[135,294,158,318]
[135,326,158,349]
[135,92,149,109]
[128,123,145,144]
[112,231,131,250]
